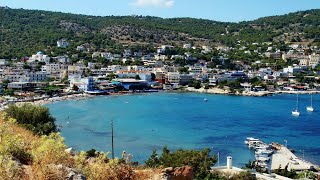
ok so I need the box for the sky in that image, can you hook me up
[1,0,320,22]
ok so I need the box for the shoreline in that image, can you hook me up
[184,87,320,97]
[1,88,320,109]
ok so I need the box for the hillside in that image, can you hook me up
[0,7,320,58]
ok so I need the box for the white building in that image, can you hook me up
[309,54,320,68]
[154,54,168,61]
[76,45,86,52]
[57,39,69,48]
[69,75,94,91]
[28,52,50,63]
[167,72,180,84]
[41,63,61,74]
[92,52,101,59]
[106,65,124,72]
[299,59,309,66]
[116,70,152,82]
[0,59,9,66]
[167,72,193,85]
[183,44,192,49]
[283,66,304,74]
[189,66,203,74]
[53,56,70,64]
[25,72,47,82]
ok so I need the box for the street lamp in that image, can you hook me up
[284,140,287,148]
[300,150,304,160]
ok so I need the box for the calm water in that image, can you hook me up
[46,93,320,167]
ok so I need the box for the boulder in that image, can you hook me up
[161,166,194,180]
[172,166,193,180]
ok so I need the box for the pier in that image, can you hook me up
[271,145,318,171]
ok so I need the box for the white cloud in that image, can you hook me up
[130,0,174,8]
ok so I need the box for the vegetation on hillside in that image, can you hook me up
[1,7,320,58]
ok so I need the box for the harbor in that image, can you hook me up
[245,137,274,172]
[271,144,318,171]
[245,137,319,174]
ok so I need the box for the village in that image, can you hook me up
[0,39,319,103]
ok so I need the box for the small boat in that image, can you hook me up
[306,94,314,112]
[256,156,270,162]
[204,99,208,102]
[255,149,273,156]
[292,94,300,116]
[245,137,262,147]
[292,110,300,116]
[256,162,268,167]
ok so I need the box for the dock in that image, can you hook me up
[271,145,318,171]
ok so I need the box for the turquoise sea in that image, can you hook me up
[46,93,320,167]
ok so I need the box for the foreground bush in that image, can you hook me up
[75,151,134,179]
[145,146,217,179]
[5,103,56,135]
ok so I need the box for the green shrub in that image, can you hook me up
[146,147,217,179]
[5,104,56,135]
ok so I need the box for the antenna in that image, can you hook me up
[1,24,3,58]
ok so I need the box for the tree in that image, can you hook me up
[135,75,141,80]
[146,147,217,179]
[151,73,156,81]
[23,63,31,70]
[72,84,79,91]
[145,149,160,168]
[178,67,189,74]
[107,73,117,81]
[4,89,14,96]
[273,164,298,179]
[5,104,57,135]
[2,79,10,89]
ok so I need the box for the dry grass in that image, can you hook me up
[0,112,153,180]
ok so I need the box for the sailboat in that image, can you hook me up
[292,94,300,116]
[306,94,314,112]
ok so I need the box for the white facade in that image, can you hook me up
[167,72,180,84]
[25,72,47,82]
[54,56,70,64]
[28,52,50,63]
[5,70,46,82]
[107,65,123,72]
[69,75,94,91]
[309,54,320,67]
[183,44,192,49]
[189,67,203,74]
[0,59,8,66]
[283,66,303,74]
[299,59,309,66]
[41,63,61,74]
[57,39,69,48]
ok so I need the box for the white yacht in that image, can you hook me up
[292,94,300,116]
[244,137,260,145]
[306,94,314,112]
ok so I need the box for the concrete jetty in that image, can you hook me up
[271,145,318,171]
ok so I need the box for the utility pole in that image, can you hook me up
[284,140,287,148]
[1,24,3,58]
[217,151,220,166]
[111,119,114,159]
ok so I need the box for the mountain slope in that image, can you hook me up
[0,7,319,58]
